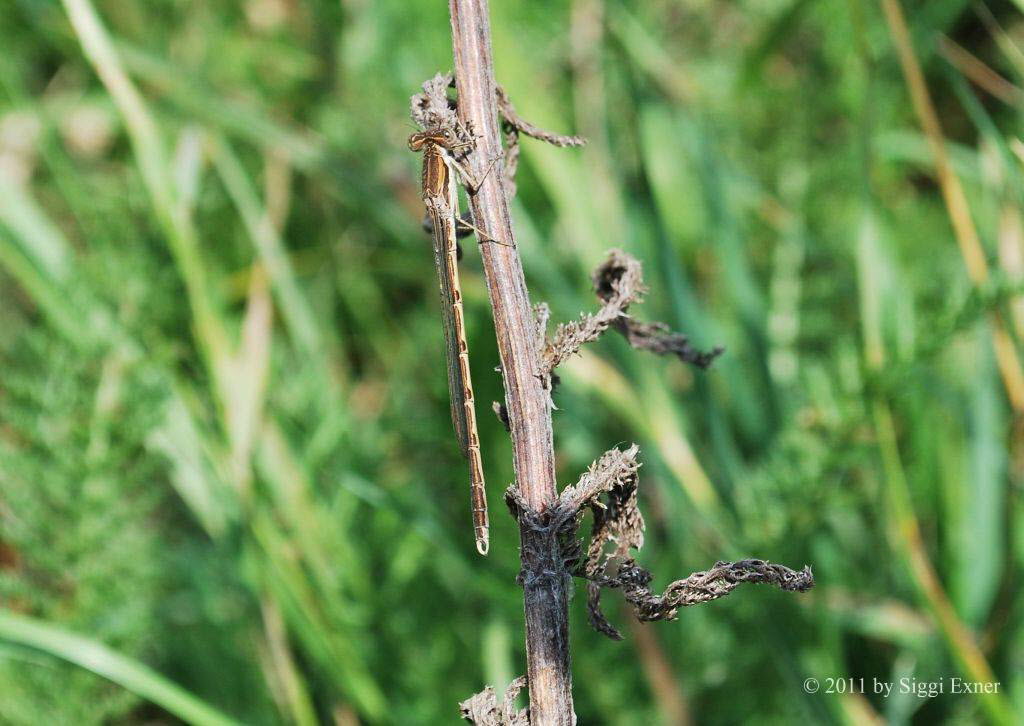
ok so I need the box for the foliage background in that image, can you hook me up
[1,0,1023,723]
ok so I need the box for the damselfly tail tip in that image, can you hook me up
[475,536,489,556]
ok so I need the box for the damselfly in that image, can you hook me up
[408,125,490,556]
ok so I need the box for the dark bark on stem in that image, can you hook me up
[448,1,574,723]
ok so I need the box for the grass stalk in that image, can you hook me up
[880,0,1024,414]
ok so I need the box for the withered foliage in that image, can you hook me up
[584,554,814,641]
[424,79,812,722]
[535,251,723,407]
[460,676,529,726]
[501,442,814,643]
[412,73,587,201]
[536,251,645,402]
[504,442,815,642]
[410,73,461,138]
[495,84,586,198]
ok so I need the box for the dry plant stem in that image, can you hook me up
[448,1,574,723]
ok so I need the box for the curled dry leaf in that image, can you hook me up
[495,84,587,199]
[537,442,813,640]
[537,250,723,405]
[495,85,588,149]
[587,558,815,640]
[460,676,530,725]
[410,73,457,133]
[592,250,724,368]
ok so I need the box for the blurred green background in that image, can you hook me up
[2,0,1023,723]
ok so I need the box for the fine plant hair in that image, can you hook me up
[416,2,814,723]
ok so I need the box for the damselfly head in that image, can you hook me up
[408,130,432,152]
[409,125,473,153]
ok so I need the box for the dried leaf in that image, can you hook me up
[460,677,530,725]
[410,73,456,131]
[538,250,722,401]
[587,558,815,639]
[540,251,646,379]
[593,250,723,368]
[558,443,813,638]
[495,84,586,199]
[557,444,640,521]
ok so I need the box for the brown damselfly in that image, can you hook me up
[408,125,490,556]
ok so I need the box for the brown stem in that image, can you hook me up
[448,1,574,723]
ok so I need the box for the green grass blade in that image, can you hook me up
[0,610,241,726]
[0,177,72,282]
[61,0,233,397]
[210,138,323,361]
